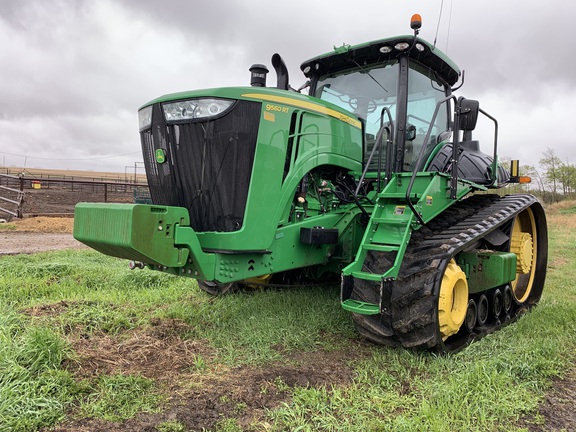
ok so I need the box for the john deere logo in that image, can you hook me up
[155,149,166,164]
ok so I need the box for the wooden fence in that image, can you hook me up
[0,173,149,219]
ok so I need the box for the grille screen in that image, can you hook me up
[141,100,261,232]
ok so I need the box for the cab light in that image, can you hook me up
[395,42,411,51]
[411,14,422,30]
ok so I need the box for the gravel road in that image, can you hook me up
[0,231,88,256]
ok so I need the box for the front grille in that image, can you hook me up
[141,100,261,232]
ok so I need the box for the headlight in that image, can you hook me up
[138,105,153,131]
[162,98,235,122]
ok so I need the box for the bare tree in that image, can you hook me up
[558,163,576,198]
[539,147,563,200]
[521,164,545,196]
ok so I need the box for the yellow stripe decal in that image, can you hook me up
[242,93,362,129]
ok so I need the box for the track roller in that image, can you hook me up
[503,284,513,314]
[198,281,236,296]
[492,288,503,319]
[476,294,489,326]
[464,299,477,332]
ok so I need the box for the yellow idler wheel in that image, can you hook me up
[438,259,469,340]
[511,232,533,274]
[510,208,538,303]
[243,274,272,290]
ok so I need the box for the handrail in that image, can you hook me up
[404,96,500,224]
[405,95,456,225]
[478,107,499,187]
[351,107,394,220]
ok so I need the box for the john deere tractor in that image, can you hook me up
[74,15,547,352]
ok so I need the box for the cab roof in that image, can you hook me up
[300,35,461,86]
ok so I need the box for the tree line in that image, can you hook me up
[518,147,574,203]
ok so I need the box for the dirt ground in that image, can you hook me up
[41,312,367,432]
[0,217,85,255]
[21,187,135,215]
[1,188,130,255]
[2,189,575,431]
[523,369,576,432]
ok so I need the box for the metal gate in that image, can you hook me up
[0,174,24,219]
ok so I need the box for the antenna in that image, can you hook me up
[445,0,454,54]
[433,0,454,52]
[433,0,444,49]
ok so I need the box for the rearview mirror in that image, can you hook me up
[458,98,479,131]
[406,124,416,141]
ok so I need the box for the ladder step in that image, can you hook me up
[350,271,382,281]
[363,244,399,252]
[341,299,380,315]
[371,218,408,225]
[377,193,419,200]
[379,192,405,198]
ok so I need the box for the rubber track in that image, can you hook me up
[351,193,540,352]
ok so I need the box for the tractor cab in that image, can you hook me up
[300,28,460,176]
[301,23,511,190]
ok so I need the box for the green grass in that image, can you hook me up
[0,305,75,431]
[154,285,355,365]
[558,207,576,214]
[79,374,162,422]
[156,420,187,432]
[0,212,574,431]
[0,250,354,429]
[0,251,189,430]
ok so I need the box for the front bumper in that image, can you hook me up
[73,203,216,279]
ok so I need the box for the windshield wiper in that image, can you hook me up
[352,60,389,93]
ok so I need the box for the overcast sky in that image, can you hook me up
[1,0,574,173]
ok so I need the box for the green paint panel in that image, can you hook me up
[73,203,190,267]
[458,251,517,293]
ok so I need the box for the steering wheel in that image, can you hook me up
[348,96,378,114]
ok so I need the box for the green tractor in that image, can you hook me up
[74,16,547,352]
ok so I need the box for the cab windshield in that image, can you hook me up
[315,59,450,171]
[315,60,399,137]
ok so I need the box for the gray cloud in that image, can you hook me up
[1,0,574,171]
